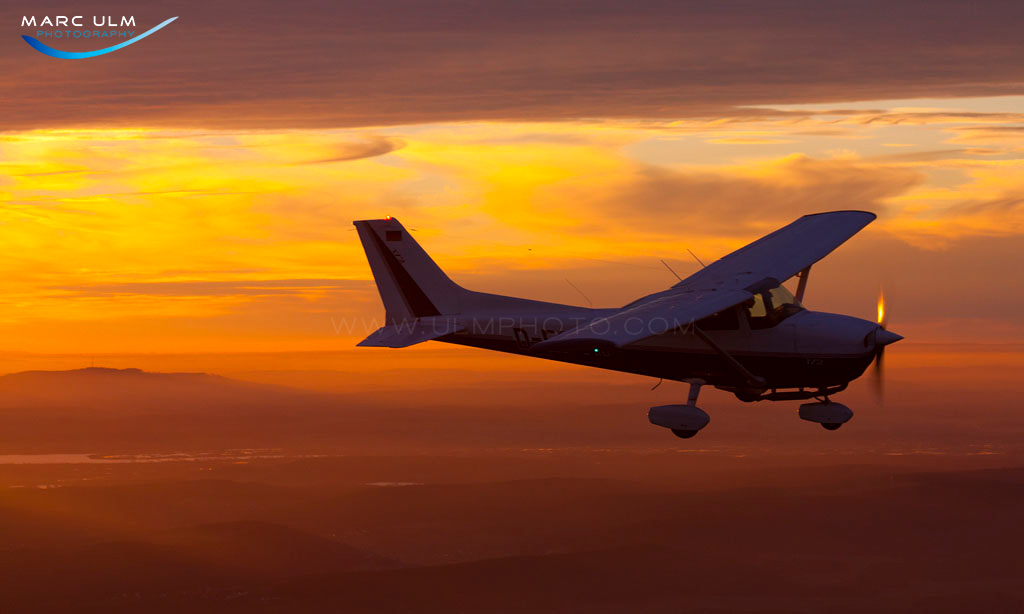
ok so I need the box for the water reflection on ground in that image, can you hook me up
[0,449,309,464]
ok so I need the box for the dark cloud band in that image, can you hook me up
[5,1,1024,129]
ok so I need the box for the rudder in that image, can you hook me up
[353,218,464,322]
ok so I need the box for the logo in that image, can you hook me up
[20,15,177,58]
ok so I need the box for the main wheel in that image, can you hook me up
[671,429,699,439]
[821,423,843,431]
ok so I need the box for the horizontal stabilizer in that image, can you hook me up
[357,318,464,348]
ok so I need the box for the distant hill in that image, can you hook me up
[0,367,353,453]
[0,366,657,454]
[0,367,315,412]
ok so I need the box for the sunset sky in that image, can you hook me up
[2,1,1023,370]
[6,7,1024,612]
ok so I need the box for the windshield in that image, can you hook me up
[746,284,803,329]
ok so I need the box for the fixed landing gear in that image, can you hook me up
[649,383,855,438]
[798,399,853,431]
[649,379,710,439]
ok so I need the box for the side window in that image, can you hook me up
[746,294,767,318]
[746,285,803,330]
[747,292,776,330]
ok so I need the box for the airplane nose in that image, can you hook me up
[875,328,903,347]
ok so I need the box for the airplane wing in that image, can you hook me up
[671,210,876,291]
[357,317,464,348]
[532,210,875,350]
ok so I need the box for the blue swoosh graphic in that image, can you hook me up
[22,16,178,59]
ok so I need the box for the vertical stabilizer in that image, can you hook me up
[353,218,464,322]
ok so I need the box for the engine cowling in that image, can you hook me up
[648,404,711,432]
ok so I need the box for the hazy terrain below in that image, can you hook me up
[0,362,1021,612]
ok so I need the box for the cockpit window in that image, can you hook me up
[746,284,803,329]
[747,295,767,318]
[769,285,799,311]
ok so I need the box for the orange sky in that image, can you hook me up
[1,101,1023,359]
[1,2,1023,379]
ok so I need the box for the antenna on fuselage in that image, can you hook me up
[686,249,707,269]
[660,259,683,281]
[565,278,593,308]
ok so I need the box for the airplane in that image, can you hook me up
[353,211,902,439]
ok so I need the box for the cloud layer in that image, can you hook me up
[6,1,1024,129]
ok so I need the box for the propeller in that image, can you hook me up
[873,289,886,398]
[872,288,902,400]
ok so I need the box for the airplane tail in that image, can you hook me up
[352,217,465,322]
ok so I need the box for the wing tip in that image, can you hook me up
[800,210,876,222]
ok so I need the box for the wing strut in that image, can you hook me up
[691,325,766,389]
[795,266,811,303]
